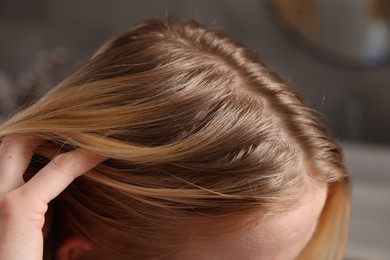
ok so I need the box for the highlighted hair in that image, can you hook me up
[0,18,350,259]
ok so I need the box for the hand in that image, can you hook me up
[0,136,105,260]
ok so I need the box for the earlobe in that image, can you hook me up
[57,237,93,260]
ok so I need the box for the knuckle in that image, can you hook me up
[0,191,48,228]
[51,153,77,176]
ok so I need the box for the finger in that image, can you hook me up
[0,136,45,193]
[19,149,106,203]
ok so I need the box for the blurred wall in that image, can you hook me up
[0,0,389,143]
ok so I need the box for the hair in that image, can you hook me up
[0,18,350,259]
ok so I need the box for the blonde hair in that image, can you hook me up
[0,18,350,259]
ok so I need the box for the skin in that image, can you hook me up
[0,136,105,260]
[175,183,327,260]
[0,136,326,260]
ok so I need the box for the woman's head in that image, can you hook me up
[0,18,350,259]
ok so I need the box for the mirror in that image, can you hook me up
[267,0,390,67]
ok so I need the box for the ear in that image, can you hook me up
[57,237,93,260]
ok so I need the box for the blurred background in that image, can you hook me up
[0,0,389,259]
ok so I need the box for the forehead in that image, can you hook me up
[175,183,327,260]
